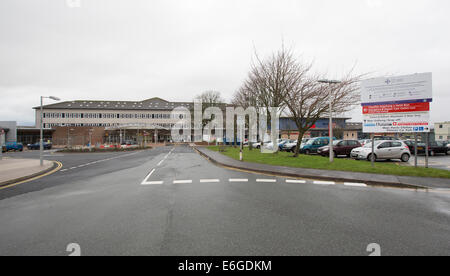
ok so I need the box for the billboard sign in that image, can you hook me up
[361,73,432,133]
[362,102,430,115]
[363,112,431,133]
[361,73,432,105]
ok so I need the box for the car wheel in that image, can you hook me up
[291,147,296,153]
[333,151,337,158]
[430,151,435,156]
[401,153,410,162]
[367,153,377,161]
[256,146,260,149]
[305,149,311,155]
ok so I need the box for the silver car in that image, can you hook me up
[351,140,411,162]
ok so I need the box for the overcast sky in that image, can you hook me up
[1,0,449,125]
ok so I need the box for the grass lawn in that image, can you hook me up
[207,146,450,179]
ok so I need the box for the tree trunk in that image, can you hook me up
[293,131,305,158]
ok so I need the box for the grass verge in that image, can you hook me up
[207,146,450,179]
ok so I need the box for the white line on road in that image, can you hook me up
[173,180,193,184]
[141,181,164,185]
[60,169,68,172]
[313,181,336,185]
[141,169,156,185]
[229,179,249,182]
[344,182,367,187]
[256,179,277,183]
[200,179,220,183]
[157,160,164,166]
[286,179,307,184]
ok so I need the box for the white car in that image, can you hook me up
[351,140,411,162]
[282,138,310,152]
[253,140,271,149]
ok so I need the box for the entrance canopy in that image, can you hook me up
[105,123,170,131]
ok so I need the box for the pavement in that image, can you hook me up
[0,158,54,186]
[0,145,449,256]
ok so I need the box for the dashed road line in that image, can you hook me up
[344,182,367,187]
[141,181,164,185]
[200,179,220,183]
[313,181,336,185]
[173,180,193,184]
[286,179,307,184]
[256,179,277,183]
[229,179,249,183]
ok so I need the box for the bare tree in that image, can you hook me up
[237,46,363,157]
[238,46,300,148]
[284,69,362,157]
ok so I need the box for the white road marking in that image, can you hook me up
[200,179,220,183]
[173,180,193,184]
[313,181,336,185]
[229,179,249,182]
[141,169,156,185]
[60,169,68,172]
[286,179,307,184]
[70,167,77,170]
[157,159,164,166]
[256,179,277,183]
[344,182,367,187]
[141,181,164,185]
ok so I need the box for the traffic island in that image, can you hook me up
[195,146,450,190]
[0,159,58,188]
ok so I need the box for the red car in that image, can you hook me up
[318,140,362,157]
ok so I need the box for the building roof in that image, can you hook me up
[33,97,194,111]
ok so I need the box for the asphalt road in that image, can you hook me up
[0,145,449,256]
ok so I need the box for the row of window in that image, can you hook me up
[43,113,187,120]
[44,123,183,128]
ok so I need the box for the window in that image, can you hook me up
[378,142,391,149]
[392,142,402,147]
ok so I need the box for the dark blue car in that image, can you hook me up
[27,142,52,150]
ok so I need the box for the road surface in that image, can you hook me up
[0,145,449,256]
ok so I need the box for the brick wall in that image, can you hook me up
[52,126,106,146]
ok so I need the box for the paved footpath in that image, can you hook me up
[0,159,54,186]
[0,145,449,256]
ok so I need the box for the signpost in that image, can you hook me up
[361,73,433,168]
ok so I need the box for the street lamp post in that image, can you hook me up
[40,96,60,166]
[318,79,342,163]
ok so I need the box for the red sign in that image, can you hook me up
[362,102,430,115]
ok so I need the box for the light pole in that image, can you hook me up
[318,79,341,163]
[40,96,60,166]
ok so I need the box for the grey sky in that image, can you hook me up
[1,0,449,125]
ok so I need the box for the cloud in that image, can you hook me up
[0,0,449,125]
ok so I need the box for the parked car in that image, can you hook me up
[359,139,372,147]
[403,140,426,155]
[300,137,334,155]
[318,140,361,157]
[4,142,24,152]
[253,140,271,149]
[281,138,310,152]
[27,142,53,150]
[427,141,449,156]
[265,139,292,151]
[351,140,411,162]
